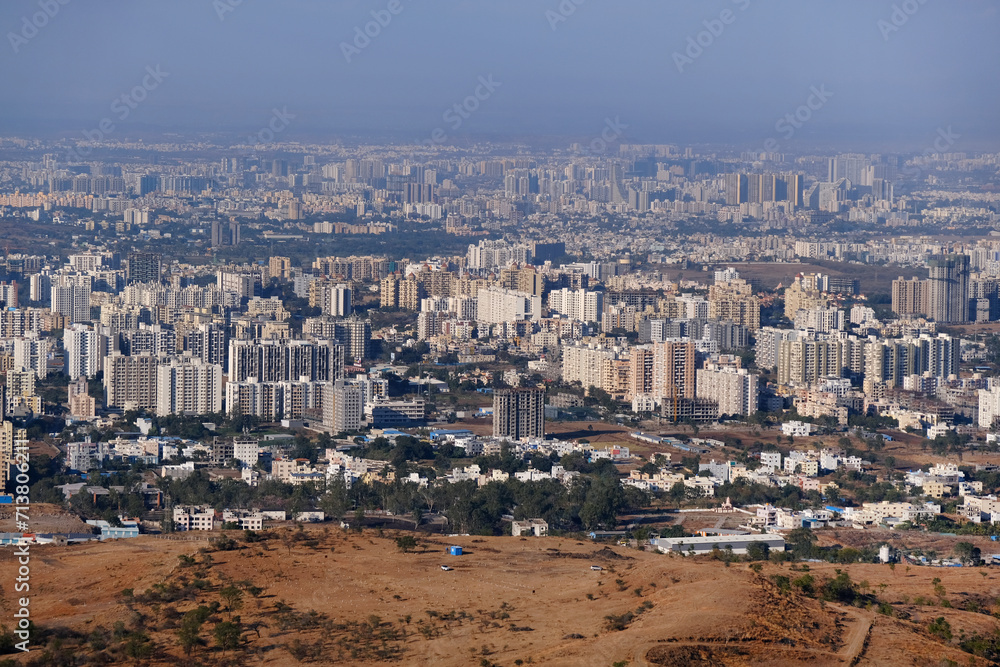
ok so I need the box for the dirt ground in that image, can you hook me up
[0,503,91,535]
[1,528,996,666]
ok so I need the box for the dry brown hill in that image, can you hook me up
[1,527,997,666]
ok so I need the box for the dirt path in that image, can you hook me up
[827,603,872,664]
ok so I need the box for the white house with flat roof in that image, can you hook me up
[653,534,785,555]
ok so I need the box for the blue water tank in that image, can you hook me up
[448,545,463,556]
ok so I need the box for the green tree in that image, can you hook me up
[177,615,205,657]
[928,616,953,642]
[667,482,687,508]
[395,535,418,553]
[213,621,242,655]
[219,585,244,616]
[319,476,351,521]
[786,527,818,560]
[950,541,981,565]
[746,541,771,561]
[122,632,154,666]
[579,476,627,530]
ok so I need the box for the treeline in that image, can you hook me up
[32,463,649,535]
[317,473,649,535]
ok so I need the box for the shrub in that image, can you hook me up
[928,616,953,642]
[604,612,635,632]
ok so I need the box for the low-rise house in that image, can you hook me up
[401,472,429,487]
[848,501,940,525]
[755,504,778,527]
[654,534,785,555]
[85,519,140,540]
[511,518,549,537]
[759,451,782,471]
[683,477,716,497]
[781,421,815,437]
[173,505,217,531]
[479,469,510,486]
[796,477,835,493]
[962,495,1000,523]
[783,454,819,477]
[776,508,803,530]
[922,481,950,498]
[241,468,261,486]
[926,422,953,439]
[958,481,984,497]
[161,461,197,480]
[590,446,630,461]
[54,482,87,500]
[221,509,264,530]
[700,459,736,482]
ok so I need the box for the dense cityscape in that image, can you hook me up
[3,1,1000,665]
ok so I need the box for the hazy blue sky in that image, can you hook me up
[1,0,997,150]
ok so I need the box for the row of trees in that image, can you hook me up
[322,473,649,534]
[31,456,649,535]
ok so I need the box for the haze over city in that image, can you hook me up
[1,0,998,149]
[1,2,1000,666]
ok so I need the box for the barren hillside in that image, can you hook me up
[2,527,998,666]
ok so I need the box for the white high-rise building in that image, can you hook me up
[476,287,541,324]
[156,357,223,416]
[329,284,352,317]
[13,333,49,379]
[979,385,1000,429]
[68,254,105,272]
[105,352,160,410]
[466,239,531,271]
[561,343,616,390]
[696,365,759,416]
[51,278,92,323]
[64,324,106,380]
[793,308,846,333]
[675,295,710,320]
[30,272,51,304]
[714,267,740,284]
[548,288,603,323]
[225,380,324,421]
[448,295,477,320]
[228,339,344,383]
[232,437,260,467]
[324,379,364,433]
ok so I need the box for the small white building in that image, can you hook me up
[221,509,264,531]
[173,505,216,531]
[759,451,781,471]
[631,394,658,413]
[655,534,785,555]
[512,518,549,537]
[783,456,819,477]
[781,421,815,437]
[926,422,952,440]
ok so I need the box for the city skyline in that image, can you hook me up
[3,4,1000,665]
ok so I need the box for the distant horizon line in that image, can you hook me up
[0,129,996,158]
